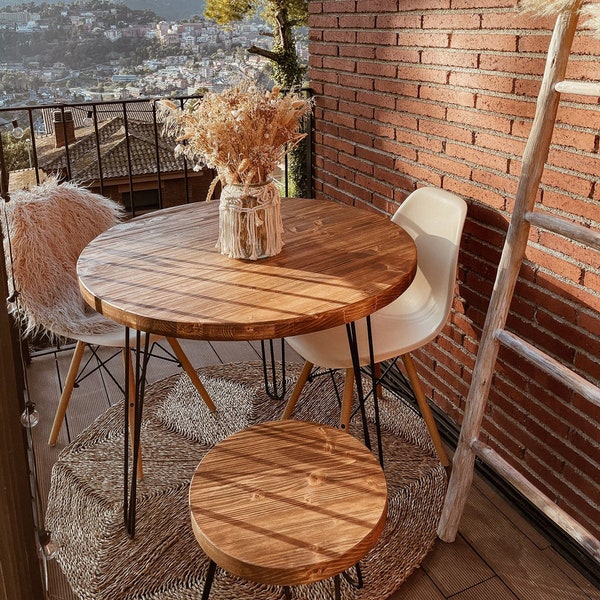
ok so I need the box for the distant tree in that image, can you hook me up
[204,0,308,89]
[1,129,31,172]
[205,0,310,197]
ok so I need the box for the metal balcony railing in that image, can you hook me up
[0,95,313,213]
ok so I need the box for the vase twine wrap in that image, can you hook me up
[216,180,284,260]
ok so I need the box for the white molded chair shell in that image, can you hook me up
[285,187,468,369]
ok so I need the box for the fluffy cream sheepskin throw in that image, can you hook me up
[2,178,124,339]
[520,0,600,36]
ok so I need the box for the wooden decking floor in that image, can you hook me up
[26,339,598,600]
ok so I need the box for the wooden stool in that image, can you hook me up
[189,420,388,599]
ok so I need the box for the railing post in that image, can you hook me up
[0,219,45,599]
[0,133,9,200]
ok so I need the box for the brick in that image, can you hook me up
[308,14,339,29]
[421,49,479,68]
[476,94,536,119]
[479,54,546,76]
[419,85,476,107]
[355,172,394,200]
[449,70,514,94]
[376,14,421,29]
[447,106,513,134]
[339,45,377,60]
[418,151,472,179]
[356,30,398,46]
[374,108,419,129]
[356,0,399,11]
[322,56,357,73]
[355,145,395,170]
[396,129,444,153]
[547,147,600,178]
[356,117,396,140]
[540,170,593,198]
[397,65,450,84]
[323,29,356,44]
[514,78,542,98]
[339,125,375,149]
[339,14,376,28]
[356,90,396,110]
[517,34,552,54]
[552,127,597,153]
[322,0,357,13]
[397,0,450,9]
[451,33,518,52]
[422,13,481,30]
[481,11,554,31]
[339,99,374,119]
[356,61,398,78]
[309,42,339,57]
[556,104,600,129]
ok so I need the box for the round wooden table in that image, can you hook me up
[76,197,417,536]
[189,420,388,598]
[77,198,417,341]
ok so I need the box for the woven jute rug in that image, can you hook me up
[46,362,447,600]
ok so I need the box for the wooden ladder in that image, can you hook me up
[437,0,600,565]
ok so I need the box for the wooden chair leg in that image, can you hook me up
[48,340,86,446]
[166,337,216,412]
[401,353,450,467]
[124,349,144,481]
[281,361,313,419]
[339,367,355,431]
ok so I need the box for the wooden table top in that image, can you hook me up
[189,420,388,586]
[77,198,417,341]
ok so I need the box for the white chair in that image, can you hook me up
[282,187,468,467]
[2,179,216,471]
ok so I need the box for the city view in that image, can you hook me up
[0,0,309,107]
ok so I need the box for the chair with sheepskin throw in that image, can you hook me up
[2,178,216,474]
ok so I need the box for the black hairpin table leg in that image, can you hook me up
[346,316,384,467]
[123,328,151,538]
[261,338,286,400]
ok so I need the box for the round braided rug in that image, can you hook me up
[46,362,447,600]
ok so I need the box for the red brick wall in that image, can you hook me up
[308,0,600,540]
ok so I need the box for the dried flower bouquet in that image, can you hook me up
[159,83,312,259]
[159,82,312,192]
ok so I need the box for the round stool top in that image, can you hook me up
[189,420,388,587]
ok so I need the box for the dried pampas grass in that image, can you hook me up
[158,82,312,190]
[582,2,600,32]
[519,0,581,16]
[519,0,600,37]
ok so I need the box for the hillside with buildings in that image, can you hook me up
[0,0,205,19]
[0,0,308,106]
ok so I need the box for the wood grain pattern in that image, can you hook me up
[189,420,388,587]
[77,198,417,340]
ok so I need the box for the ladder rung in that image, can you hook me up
[495,330,600,408]
[471,440,600,562]
[526,211,600,251]
[555,79,600,97]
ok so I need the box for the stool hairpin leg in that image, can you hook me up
[201,560,217,600]
[342,562,364,589]
[124,328,151,538]
[261,338,286,400]
[346,321,371,451]
[334,574,341,600]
